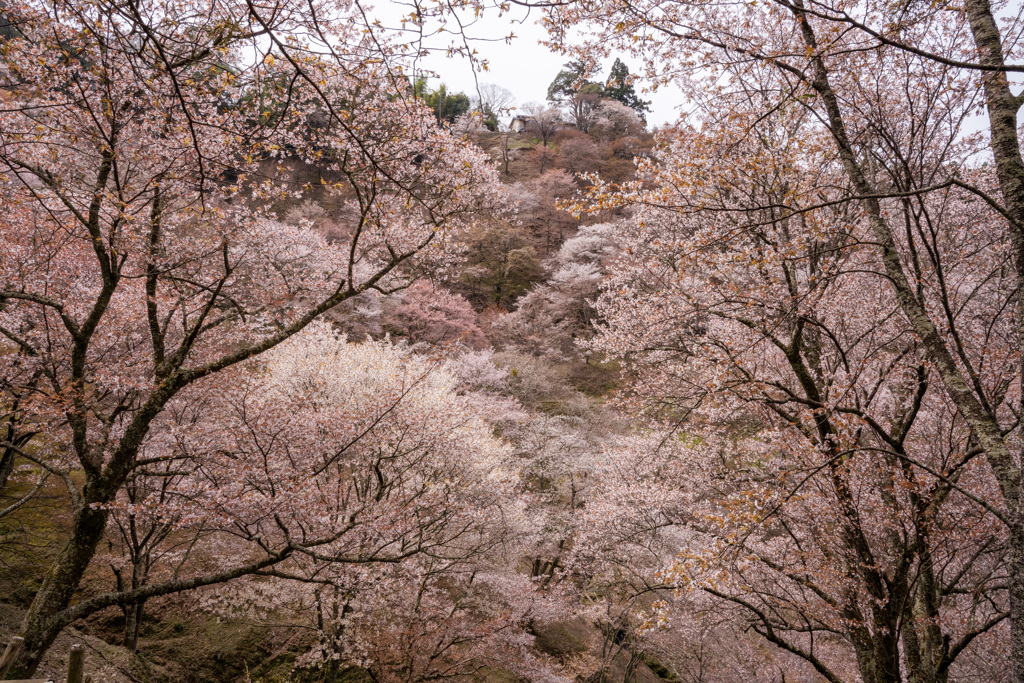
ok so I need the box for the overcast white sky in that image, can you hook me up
[362,2,1024,131]
[366,3,686,127]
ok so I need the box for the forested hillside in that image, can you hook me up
[0,0,1020,682]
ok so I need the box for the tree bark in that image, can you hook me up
[960,2,1024,677]
[785,2,1022,679]
[9,501,109,677]
[123,599,144,652]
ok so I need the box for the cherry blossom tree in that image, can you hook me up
[540,0,1024,674]
[458,221,544,308]
[322,564,566,682]
[381,282,487,349]
[0,0,505,674]
[515,169,580,254]
[556,132,604,176]
[493,222,619,360]
[520,103,566,148]
[590,99,646,141]
[564,91,1012,681]
[151,324,556,682]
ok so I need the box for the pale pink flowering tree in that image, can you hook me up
[381,281,488,349]
[494,222,619,360]
[322,563,567,682]
[0,0,506,673]
[564,91,1012,681]
[139,324,558,682]
[539,0,1024,674]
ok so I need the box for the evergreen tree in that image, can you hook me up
[546,59,596,105]
[411,78,471,124]
[546,60,604,132]
[603,59,651,120]
[427,84,471,124]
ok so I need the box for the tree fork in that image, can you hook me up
[787,0,1023,679]
[962,0,1024,676]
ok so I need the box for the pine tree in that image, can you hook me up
[603,59,650,120]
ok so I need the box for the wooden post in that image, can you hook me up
[0,636,25,679]
[65,644,84,683]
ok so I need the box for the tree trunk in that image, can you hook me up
[1012,530,1024,683]
[960,2,1024,677]
[123,599,145,652]
[323,657,340,683]
[0,441,16,493]
[785,0,1023,678]
[6,501,109,677]
[0,424,34,494]
[122,547,150,652]
[623,650,641,683]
